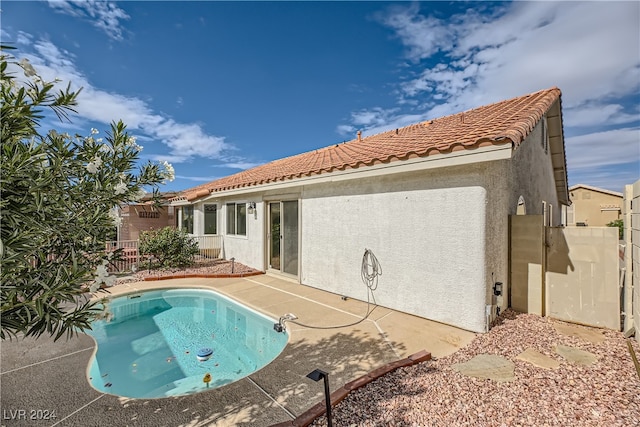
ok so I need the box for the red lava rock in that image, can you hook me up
[308,310,640,427]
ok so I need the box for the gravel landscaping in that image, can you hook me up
[312,309,640,427]
[115,258,259,285]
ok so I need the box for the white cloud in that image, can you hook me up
[378,3,454,62]
[336,124,356,135]
[211,162,262,170]
[16,31,34,45]
[175,175,221,183]
[47,0,130,41]
[564,104,639,129]
[568,169,637,195]
[17,36,229,163]
[152,119,226,159]
[147,154,190,164]
[338,110,429,138]
[337,107,403,136]
[565,128,640,170]
[383,2,639,117]
[360,113,428,138]
[339,1,639,191]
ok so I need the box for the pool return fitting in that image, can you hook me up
[273,248,381,333]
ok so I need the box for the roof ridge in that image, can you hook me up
[176,87,562,201]
[352,87,560,142]
[570,183,623,197]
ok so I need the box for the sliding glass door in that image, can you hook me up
[269,202,281,270]
[268,200,298,276]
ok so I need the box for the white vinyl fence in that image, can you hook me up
[624,180,640,343]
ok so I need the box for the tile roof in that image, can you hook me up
[178,87,562,201]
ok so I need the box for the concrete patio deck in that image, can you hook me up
[1,274,476,426]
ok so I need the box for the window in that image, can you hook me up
[564,205,574,226]
[541,117,549,154]
[226,204,235,235]
[204,204,217,235]
[226,203,246,236]
[182,206,194,234]
[138,210,160,219]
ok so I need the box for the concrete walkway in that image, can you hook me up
[1,274,475,427]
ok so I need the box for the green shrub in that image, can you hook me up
[139,227,199,268]
[607,219,624,240]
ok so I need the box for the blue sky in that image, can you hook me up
[2,1,639,193]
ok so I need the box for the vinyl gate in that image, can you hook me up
[509,215,545,316]
[509,215,620,329]
[626,179,640,342]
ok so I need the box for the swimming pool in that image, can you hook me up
[85,288,289,398]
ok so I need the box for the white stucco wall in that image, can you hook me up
[183,120,564,333]
[483,115,565,318]
[193,203,204,234]
[508,117,562,224]
[219,198,265,271]
[481,162,510,320]
[300,167,489,332]
[192,198,265,271]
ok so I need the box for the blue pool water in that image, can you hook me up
[85,288,288,398]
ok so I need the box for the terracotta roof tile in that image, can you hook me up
[178,87,561,201]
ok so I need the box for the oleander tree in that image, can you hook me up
[0,46,175,341]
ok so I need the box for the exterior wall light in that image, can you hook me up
[247,202,256,214]
[493,282,503,296]
[306,369,333,427]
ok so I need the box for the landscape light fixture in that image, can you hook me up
[306,369,333,427]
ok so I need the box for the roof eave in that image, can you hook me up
[546,98,570,206]
[176,143,514,202]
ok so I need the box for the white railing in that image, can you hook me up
[105,240,140,273]
[190,234,223,259]
[105,235,223,273]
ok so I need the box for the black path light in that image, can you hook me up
[306,369,333,427]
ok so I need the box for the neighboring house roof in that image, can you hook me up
[569,184,623,198]
[135,191,179,205]
[176,87,567,203]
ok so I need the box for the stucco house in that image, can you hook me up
[565,184,623,227]
[172,87,569,333]
[115,192,178,241]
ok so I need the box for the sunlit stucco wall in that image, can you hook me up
[481,116,565,319]
[300,165,489,333]
[192,198,265,271]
